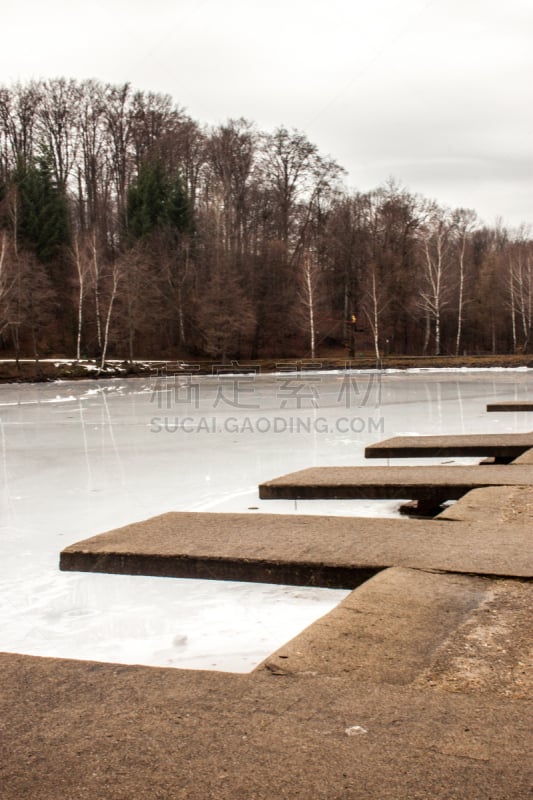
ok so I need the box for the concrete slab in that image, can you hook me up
[6,406,533,799]
[258,465,533,514]
[364,432,533,462]
[60,509,533,583]
[261,567,532,697]
[258,567,491,683]
[1,653,530,800]
[487,401,533,411]
[437,484,533,523]
[511,447,533,465]
[1,569,531,799]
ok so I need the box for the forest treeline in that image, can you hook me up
[0,78,532,364]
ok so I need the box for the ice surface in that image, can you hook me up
[1,369,532,672]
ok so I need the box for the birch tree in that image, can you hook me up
[100,258,122,369]
[361,260,388,361]
[71,230,96,360]
[90,233,104,355]
[298,250,320,358]
[452,208,477,356]
[417,205,454,355]
[508,233,533,352]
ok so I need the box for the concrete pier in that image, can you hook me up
[5,492,533,800]
[364,432,533,461]
[258,463,533,513]
[60,509,532,583]
[4,442,533,798]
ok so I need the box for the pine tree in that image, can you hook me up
[168,175,193,235]
[14,154,70,263]
[126,159,193,239]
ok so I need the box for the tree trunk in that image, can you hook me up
[435,307,441,356]
[31,323,42,376]
[363,268,381,361]
[510,276,517,353]
[304,256,316,359]
[422,312,431,355]
[128,327,134,363]
[11,326,20,370]
[93,232,103,353]
[455,232,466,356]
[177,285,186,345]
[100,264,120,369]
[73,234,85,361]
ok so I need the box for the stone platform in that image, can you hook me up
[258,464,533,513]
[2,561,531,799]
[60,508,532,583]
[364,432,533,461]
[4,457,533,797]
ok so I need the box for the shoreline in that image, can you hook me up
[1,353,533,384]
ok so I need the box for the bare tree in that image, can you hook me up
[194,265,255,361]
[0,82,42,171]
[507,231,533,352]
[162,236,192,349]
[89,231,104,353]
[0,238,56,369]
[298,250,320,358]
[417,205,454,355]
[0,231,23,365]
[2,77,533,363]
[361,260,389,361]
[113,242,164,361]
[130,89,177,172]
[171,116,207,209]
[71,229,97,360]
[0,232,10,328]
[104,82,134,228]
[209,118,256,260]
[76,80,109,231]
[38,78,81,188]
[260,127,344,258]
[452,208,477,355]
[99,257,122,369]
[24,252,57,368]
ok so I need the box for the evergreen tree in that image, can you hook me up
[127,159,167,238]
[14,154,70,262]
[127,159,193,239]
[168,175,193,235]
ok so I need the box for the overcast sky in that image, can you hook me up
[2,0,532,227]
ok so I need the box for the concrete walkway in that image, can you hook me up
[4,468,533,797]
[1,563,531,799]
[364,432,533,461]
[60,508,533,583]
[258,464,533,514]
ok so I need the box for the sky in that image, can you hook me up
[1,0,532,227]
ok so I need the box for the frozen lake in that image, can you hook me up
[1,368,532,672]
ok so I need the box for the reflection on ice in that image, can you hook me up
[1,369,532,672]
